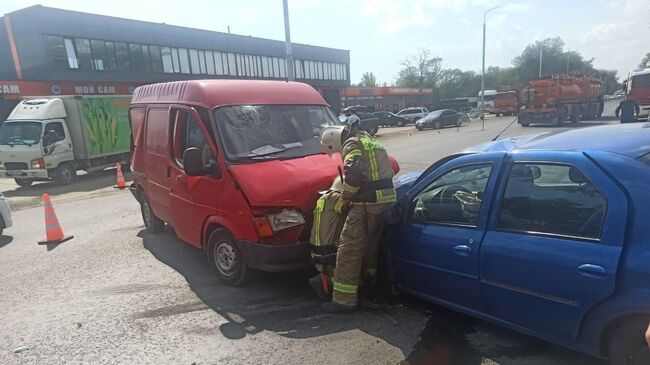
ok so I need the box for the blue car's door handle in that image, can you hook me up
[453,245,472,256]
[578,264,607,278]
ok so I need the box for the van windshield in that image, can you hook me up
[0,121,42,145]
[214,105,339,162]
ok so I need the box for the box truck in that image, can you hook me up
[0,96,131,186]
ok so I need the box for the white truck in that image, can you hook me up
[0,96,131,186]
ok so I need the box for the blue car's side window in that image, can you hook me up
[412,163,492,227]
[497,163,607,240]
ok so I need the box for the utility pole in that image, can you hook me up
[282,0,295,81]
[538,48,543,77]
[481,5,500,131]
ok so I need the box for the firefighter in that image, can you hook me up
[615,96,641,123]
[318,118,396,313]
[308,176,345,301]
[343,107,361,125]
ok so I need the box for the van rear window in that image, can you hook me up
[213,105,338,162]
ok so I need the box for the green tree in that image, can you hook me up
[484,66,521,91]
[396,49,442,88]
[359,72,377,87]
[513,37,595,84]
[437,69,481,99]
[640,53,650,68]
[595,69,620,94]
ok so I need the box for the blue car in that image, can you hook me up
[387,123,650,364]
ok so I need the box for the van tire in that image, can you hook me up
[207,229,248,286]
[15,178,33,187]
[607,316,650,365]
[55,164,76,185]
[140,195,164,234]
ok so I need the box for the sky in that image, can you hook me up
[1,0,648,84]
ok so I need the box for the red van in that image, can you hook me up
[129,80,344,285]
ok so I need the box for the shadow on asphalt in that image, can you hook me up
[138,228,418,354]
[138,228,604,365]
[402,298,603,365]
[0,235,13,248]
[1,169,132,199]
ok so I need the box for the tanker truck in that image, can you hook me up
[518,74,604,126]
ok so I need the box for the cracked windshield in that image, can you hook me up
[0,1,648,365]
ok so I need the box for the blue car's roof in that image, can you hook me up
[465,123,650,158]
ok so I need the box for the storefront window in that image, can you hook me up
[90,40,106,70]
[64,38,78,69]
[105,42,117,70]
[129,43,144,72]
[178,48,190,74]
[44,35,68,70]
[149,45,162,73]
[161,47,173,73]
[189,49,200,74]
[115,42,129,71]
[205,51,215,75]
[214,52,224,75]
[141,45,151,72]
[75,38,93,70]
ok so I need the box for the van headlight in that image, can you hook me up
[267,209,305,232]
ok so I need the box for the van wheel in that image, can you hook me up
[607,316,650,365]
[140,195,164,233]
[207,229,248,286]
[55,164,76,185]
[15,178,33,187]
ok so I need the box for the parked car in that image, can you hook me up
[345,105,376,113]
[129,80,344,286]
[339,110,381,136]
[396,107,429,122]
[386,123,650,365]
[415,109,464,130]
[0,192,12,236]
[467,108,481,118]
[373,111,411,127]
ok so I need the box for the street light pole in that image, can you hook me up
[480,5,500,131]
[282,0,295,81]
[538,48,543,77]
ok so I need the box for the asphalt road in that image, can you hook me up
[0,103,623,364]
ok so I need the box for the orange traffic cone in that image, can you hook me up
[38,194,73,245]
[114,163,127,189]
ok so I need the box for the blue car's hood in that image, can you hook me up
[394,172,421,199]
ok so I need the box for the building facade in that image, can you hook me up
[0,5,350,120]
[341,87,433,113]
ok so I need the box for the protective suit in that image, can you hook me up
[319,121,396,312]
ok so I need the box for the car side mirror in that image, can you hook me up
[183,147,207,176]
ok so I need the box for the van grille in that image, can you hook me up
[5,162,28,170]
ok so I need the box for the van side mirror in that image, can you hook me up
[182,147,222,178]
[183,147,206,176]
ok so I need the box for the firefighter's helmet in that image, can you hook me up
[320,126,344,154]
